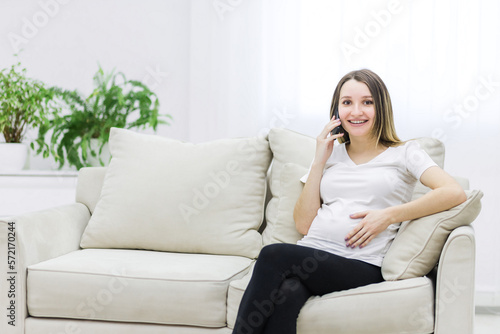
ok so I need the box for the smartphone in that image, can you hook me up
[330,107,343,135]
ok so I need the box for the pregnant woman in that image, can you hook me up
[232,69,466,334]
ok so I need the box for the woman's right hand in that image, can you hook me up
[313,117,344,166]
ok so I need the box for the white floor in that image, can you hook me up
[475,313,500,333]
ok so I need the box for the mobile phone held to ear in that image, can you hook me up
[331,107,343,136]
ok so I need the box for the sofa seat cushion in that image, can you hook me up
[27,249,253,327]
[227,272,434,334]
[25,318,233,334]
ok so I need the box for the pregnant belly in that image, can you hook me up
[306,203,361,246]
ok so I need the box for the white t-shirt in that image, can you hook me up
[297,141,438,267]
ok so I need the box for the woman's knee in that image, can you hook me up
[274,278,310,306]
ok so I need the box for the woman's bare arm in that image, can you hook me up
[386,166,467,224]
[293,162,324,235]
[293,117,344,235]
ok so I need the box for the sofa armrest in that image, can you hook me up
[0,203,90,334]
[434,225,475,334]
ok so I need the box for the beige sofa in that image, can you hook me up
[0,127,482,334]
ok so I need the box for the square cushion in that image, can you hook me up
[227,270,434,333]
[80,128,272,258]
[27,249,253,327]
[382,189,483,280]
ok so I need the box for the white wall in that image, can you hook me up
[1,0,499,304]
[0,0,191,170]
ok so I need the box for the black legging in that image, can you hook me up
[232,243,384,334]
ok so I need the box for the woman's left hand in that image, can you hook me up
[344,209,394,249]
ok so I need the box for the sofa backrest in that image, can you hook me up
[74,128,483,282]
[76,167,106,215]
[260,128,451,246]
[75,129,453,237]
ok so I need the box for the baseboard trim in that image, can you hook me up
[475,306,500,315]
[475,291,500,309]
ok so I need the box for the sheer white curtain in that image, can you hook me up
[294,0,500,305]
[187,0,301,143]
[0,0,497,307]
[186,0,500,305]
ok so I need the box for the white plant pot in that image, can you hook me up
[0,143,28,172]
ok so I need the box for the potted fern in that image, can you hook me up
[0,61,58,171]
[36,66,172,170]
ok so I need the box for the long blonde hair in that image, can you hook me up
[329,69,402,147]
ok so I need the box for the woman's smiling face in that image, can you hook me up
[338,79,376,140]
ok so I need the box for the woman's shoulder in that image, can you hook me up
[389,139,435,171]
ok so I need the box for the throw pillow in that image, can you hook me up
[382,189,483,280]
[80,128,272,259]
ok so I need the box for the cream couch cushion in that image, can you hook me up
[76,167,106,214]
[227,271,434,333]
[263,128,315,244]
[27,249,253,327]
[261,162,308,245]
[80,128,272,258]
[25,318,233,334]
[226,264,255,329]
[296,278,434,334]
[382,189,483,280]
